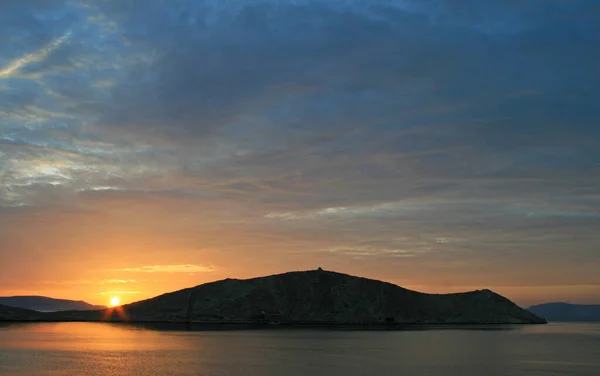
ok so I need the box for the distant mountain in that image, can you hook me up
[0,304,46,320]
[528,303,600,322]
[42,269,545,324]
[0,296,106,312]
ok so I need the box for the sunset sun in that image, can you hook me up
[110,297,120,307]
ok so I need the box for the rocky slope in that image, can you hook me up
[42,269,545,324]
[0,296,106,312]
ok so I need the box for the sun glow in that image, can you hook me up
[110,296,120,306]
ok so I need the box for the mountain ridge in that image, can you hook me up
[0,296,107,312]
[528,302,600,322]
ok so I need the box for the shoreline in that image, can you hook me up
[0,319,547,328]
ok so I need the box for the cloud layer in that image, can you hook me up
[110,265,216,273]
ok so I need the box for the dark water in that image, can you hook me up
[1,322,599,376]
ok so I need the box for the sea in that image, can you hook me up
[0,322,598,376]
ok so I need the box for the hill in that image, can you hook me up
[0,296,106,312]
[528,303,600,322]
[48,269,545,324]
[0,304,46,321]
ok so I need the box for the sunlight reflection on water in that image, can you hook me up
[1,322,599,376]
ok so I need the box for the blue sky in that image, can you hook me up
[1,0,599,305]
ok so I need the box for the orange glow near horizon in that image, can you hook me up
[2,191,599,309]
[1,269,599,309]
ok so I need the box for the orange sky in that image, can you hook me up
[1,195,599,308]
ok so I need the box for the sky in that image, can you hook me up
[1,0,599,308]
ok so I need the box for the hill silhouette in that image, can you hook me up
[529,303,600,322]
[34,269,545,325]
[0,296,106,312]
[0,304,46,320]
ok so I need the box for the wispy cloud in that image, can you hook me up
[99,291,142,295]
[110,265,217,273]
[39,280,94,285]
[39,279,138,285]
[101,279,138,285]
[325,247,419,258]
[0,30,71,79]
[264,201,429,220]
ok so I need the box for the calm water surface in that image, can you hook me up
[1,322,599,376]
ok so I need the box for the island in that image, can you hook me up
[0,269,546,325]
[529,302,600,322]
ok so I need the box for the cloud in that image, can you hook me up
[265,201,433,220]
[39,279,138,285]
[39,280,94,285]
[101,279,138,285]
[2,0,600,209]
[0,30,71,79]
[324,247,419,259]
[99,291,142,295]
[110,265,217,273]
